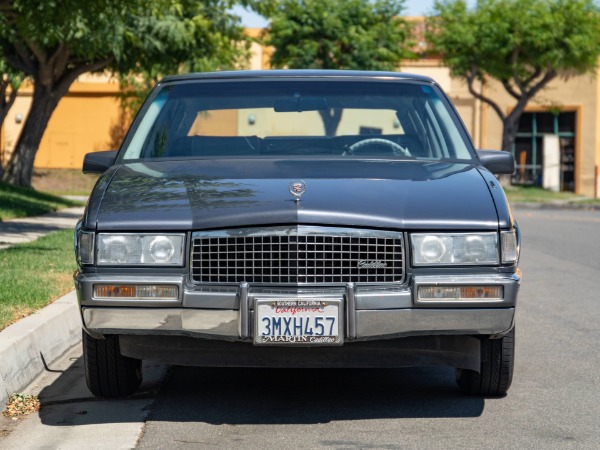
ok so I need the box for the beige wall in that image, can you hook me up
[35,93,121,169]
[237,109,403,137]
[447,73,598,196]
[246,28,271,70]
[2,74,122,170]
[189,110,239,136]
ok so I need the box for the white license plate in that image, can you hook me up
[254,299,343,345]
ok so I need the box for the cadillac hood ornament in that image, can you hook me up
[289,180,306,203]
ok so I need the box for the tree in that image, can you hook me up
[113,0,262,148]
[428,0,600,153]
[267,0,414,135]
[116,0,265,116]
[0,0,132,186]
[0,0,270,187]
[0,55,23,177]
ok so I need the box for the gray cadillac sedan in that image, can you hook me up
[74,70,521,398]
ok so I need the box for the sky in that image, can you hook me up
[232,0,438,27]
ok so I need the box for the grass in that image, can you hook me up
[0,229,76,331]
[504,185,600,204]
[0,182,82,221]
[32,169,99,196]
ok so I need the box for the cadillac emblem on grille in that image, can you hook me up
[357,260,388,269]
[289,180,306,202]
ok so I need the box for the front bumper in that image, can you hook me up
[76,273,520,341]
[82,306,515,340]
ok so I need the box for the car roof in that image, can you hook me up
[160,69,435,85]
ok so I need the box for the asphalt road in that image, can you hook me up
[2,208,599,449]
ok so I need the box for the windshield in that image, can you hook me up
[121,79,475,161]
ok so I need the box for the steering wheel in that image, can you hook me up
[343,138,411,157]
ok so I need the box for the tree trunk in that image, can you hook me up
[498,103,528,186]
[501,98,528,153]
[1,81,19,177]
[318,108,343,136]
[2,83,64,187]
[501,117,519,153]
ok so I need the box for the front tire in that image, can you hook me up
[83,330,142,398]
[456,327,515,396]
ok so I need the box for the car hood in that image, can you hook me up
[88,159,501,231]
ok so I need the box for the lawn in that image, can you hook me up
[503,185,599,203]
[32,168,99,196]
[0,182,81,221]
[0,229,76,331]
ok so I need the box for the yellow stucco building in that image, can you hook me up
[1,27,599,197]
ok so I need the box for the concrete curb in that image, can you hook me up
[0,291,81,407]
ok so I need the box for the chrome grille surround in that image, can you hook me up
[191,226,405,285]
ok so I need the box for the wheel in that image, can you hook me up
[456,327,515,396]
[83,330,142,398]
[343,138,411,156]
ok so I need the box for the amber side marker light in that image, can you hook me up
[418,286,503,302]
[93,284,179,300]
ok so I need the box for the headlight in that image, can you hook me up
[97,234,185,266]
[412,233,498,265]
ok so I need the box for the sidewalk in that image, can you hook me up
[0,206,84,406]
[0,206,85,250]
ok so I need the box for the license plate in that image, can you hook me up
[254,299,343,345]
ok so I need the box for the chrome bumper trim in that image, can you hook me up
[346,282,356,339]
[355,308,514,339]
[82,307,515,341]
[238,282,249,338]
[83,308,239,339]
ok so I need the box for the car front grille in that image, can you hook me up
[191,226,404,284]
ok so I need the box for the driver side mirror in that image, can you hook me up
[477,150,515,175]
[83,150,118,174]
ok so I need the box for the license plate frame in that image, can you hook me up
[254,298,344,346]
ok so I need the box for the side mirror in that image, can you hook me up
[477,150,515,175]
[83,150,118,174]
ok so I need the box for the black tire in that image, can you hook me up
[456,327,515,396]
[83,330,142,398]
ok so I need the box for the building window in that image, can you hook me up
[513,111,576,191]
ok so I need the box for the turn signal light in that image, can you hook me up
[93,284,178,300]
[418,285,503,301]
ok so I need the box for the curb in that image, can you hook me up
[0,291,81,407]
